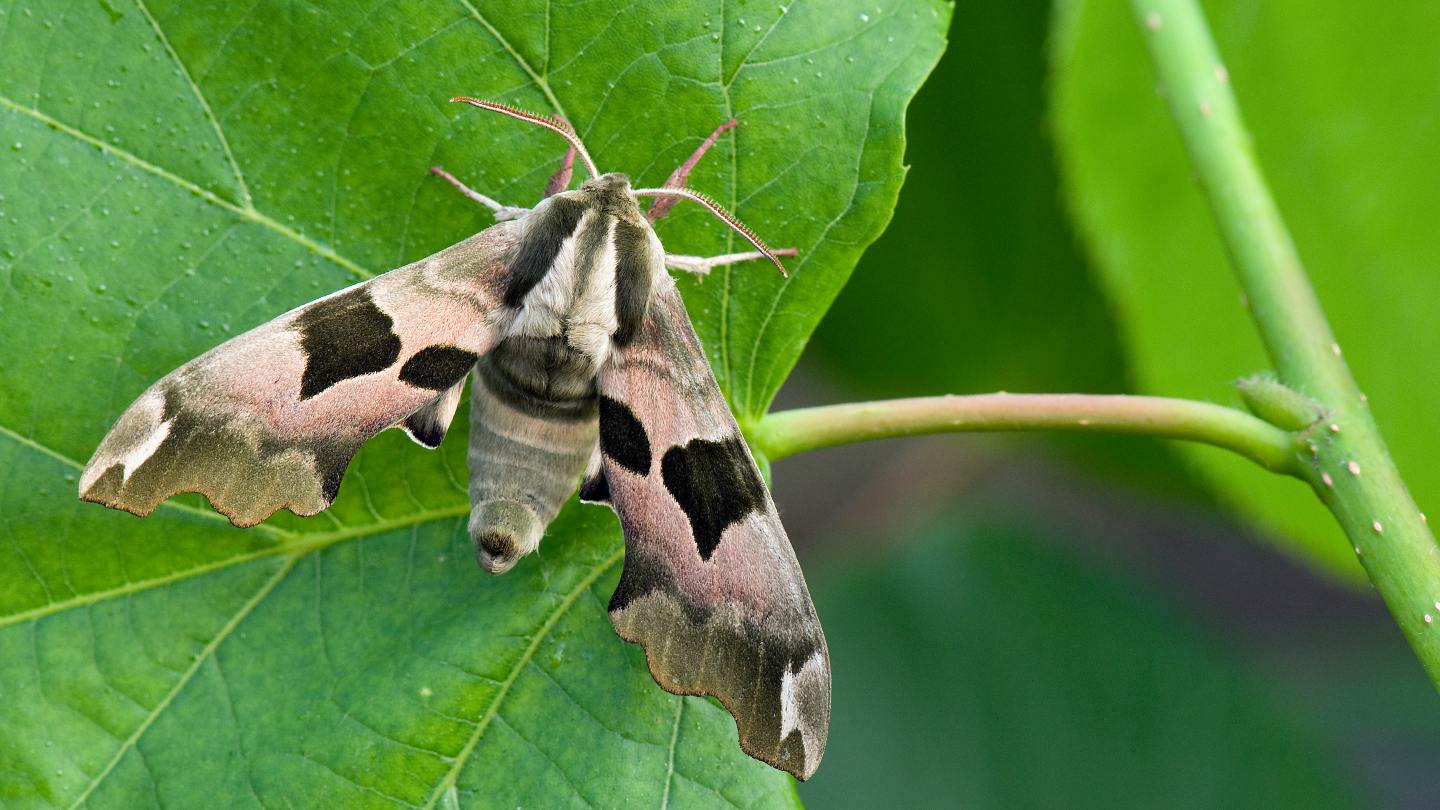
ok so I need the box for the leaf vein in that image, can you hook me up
[419,546,624,809]
[660,697,683,810]
[0,504,468,629]
[745,58,904,415]
[294,750,424,809]
[0,94,374,281]
[491,714,597,809]
[450,0,572,124]
[132,0,253,208]
[65,554,301,810]
[525,658,658,749]
[723,1,794,88]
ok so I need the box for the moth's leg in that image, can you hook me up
[429,166,530,221]
[665,248,799,277]
[543,144,576,197]
[647,118,738,222]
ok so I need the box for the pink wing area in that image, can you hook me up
[584,281,830,780]
[80,223,522,527]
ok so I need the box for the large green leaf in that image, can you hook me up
[1050,0,1440,578]
[0,0,947,806]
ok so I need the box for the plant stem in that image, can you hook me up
[1132,0,1440,683]
[753,394,1297,472]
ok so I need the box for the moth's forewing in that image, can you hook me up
[80,223,522,526]
[586,283,831,780]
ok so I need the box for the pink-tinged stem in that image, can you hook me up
[753,393,1298,473]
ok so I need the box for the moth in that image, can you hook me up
[79,98,830,780]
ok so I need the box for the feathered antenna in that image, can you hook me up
[450,97,600,180]
[630,186,790,277]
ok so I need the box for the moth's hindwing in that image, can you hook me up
[80,223,522,526]
[588,283,831,780]
[466,342,599,573]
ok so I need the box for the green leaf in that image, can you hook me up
[799,510,1363,808]
[0,0,947,806]
[1050,0,1440,578]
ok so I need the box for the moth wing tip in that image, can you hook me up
[77,491,152,519]
[78,481,300,530]
[608,609,827,780]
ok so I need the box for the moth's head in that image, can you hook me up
[580,172,632,193]
[451,97,790,276]
[570,172,657,229]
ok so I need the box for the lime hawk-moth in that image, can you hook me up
[79,99,830,780]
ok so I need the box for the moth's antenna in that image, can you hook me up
[630,187,790,277]
[450,97,600,180]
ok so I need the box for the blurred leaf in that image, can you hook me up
[799,509,1362,809]
[806,0,1198,495]
[811,2,1120,397]
[1050,0,1440,578]
[0,0,947,805]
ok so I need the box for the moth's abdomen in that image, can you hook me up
[466,339,598,573]
[483,335,598,412]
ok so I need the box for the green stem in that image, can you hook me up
[753,393,1297,473]
[1132,0,1440,683]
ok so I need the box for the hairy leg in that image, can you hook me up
[665,248,799,277]
[429,166,530,221]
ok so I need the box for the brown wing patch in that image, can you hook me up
[398,345,478,390]
[597,395,650,474]
[659,437,766,560]
[296,287,402,399]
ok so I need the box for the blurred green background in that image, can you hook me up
[783,1,1440,806]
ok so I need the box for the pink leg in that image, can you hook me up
[543,116,577,197]
[433,115,576,217]
[647,118,738,222]
[544,146,576,197]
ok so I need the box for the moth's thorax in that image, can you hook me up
[503,171,666,369]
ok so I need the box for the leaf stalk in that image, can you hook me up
[754,393,1298,474]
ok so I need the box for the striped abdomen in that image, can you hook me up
[467,172,661,573]
[466,337,598,573]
